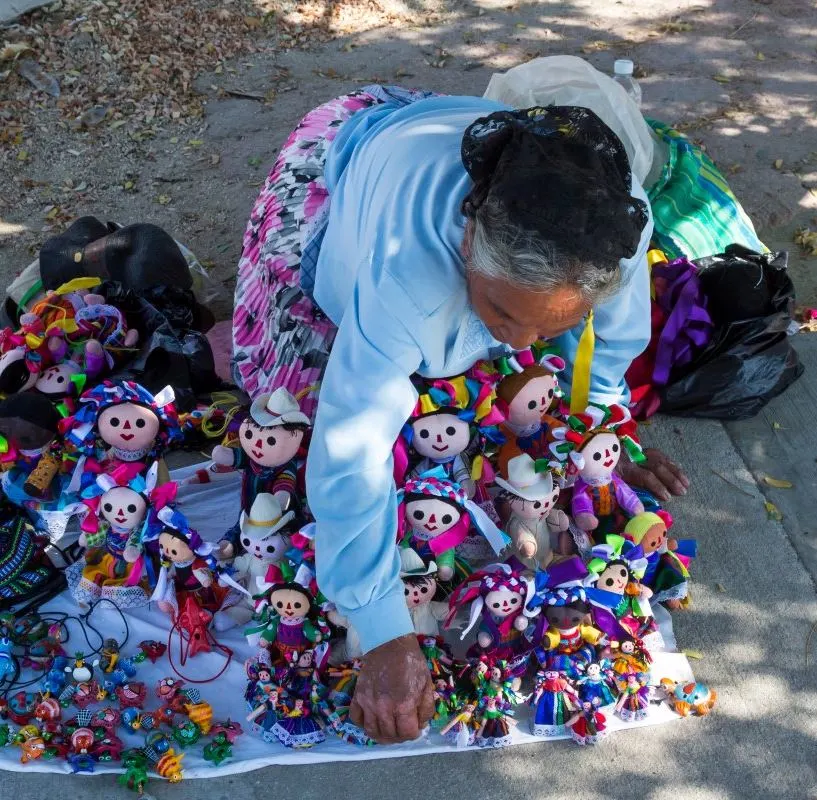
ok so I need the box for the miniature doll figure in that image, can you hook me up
[397,467,508,582]
[491,345,565,475]
[576,661,618,707]
[494,453,570,561]
[614,672,650,722]
[213,493,294,632]
[624,512,697,608]
[67,462,172,609]
[529,669,579,737]
[610,639,652,682]
[567,697,608,745]
[273,696,325,749]
[420,635,455,680]
[246,580,329,666]
[212,388,309,559]
[63,380,182,470]
[398,373,504,498]
[550,404,646,538]
[400,548,448,636]
[319,659,373,746]
[440,699,479,748]
[475,688,514,749]
[445,562,533,664]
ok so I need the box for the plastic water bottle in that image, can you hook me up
[613,59,642,107]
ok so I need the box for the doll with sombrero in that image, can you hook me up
[212,387,309,560]
[400,548,448,637]
[550,403,646,540]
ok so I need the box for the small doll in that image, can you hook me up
[213,493,295,632]
[475,688,513,749]
[62,380,181,469]
[576,661,618,707]
[67,462,174,609]
[396,372,504,498]
[419,636,455,680]
[567,697,608,745]
[610,639,652,682]
[551,403,646,537]
[397,466,508,582]
[624,511,697,608]
[445,562,533,665]
[614,672,650,722]
[246,579,329,666]
[490,345,565,475]
[494,453,570,561]
[273,695,325,749]
[399,548,448,636]
[529,669,579,737]
[212,388,309,559]
[149,507,230,617]
[439,699,479,748]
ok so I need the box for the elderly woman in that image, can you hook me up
[232,85,692,744]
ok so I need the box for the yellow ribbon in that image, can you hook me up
[54,277,102,294]
[569,310,595,414]
[646,249,668,302]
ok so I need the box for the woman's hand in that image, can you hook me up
[617,447,689,502]
[350,634,434,744]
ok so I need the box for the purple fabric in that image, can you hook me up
[651,258,714,386]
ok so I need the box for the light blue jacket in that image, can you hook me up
[306,95,653,653]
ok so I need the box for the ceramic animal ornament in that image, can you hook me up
[494,453,569,561]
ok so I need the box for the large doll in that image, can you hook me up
[494,453,569,561]
[212,388,309,559]
[397,467,508,582]
[396,373,504,498]
[550,404,646,538]
[66,462,174,609]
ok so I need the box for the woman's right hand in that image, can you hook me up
[350,634,434,744]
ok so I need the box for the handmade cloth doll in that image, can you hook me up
[439,700,479,748]
[396,372,504,498]
[445,562,534,666]
[475,688,513,749]
[397,467,509,582]
[610,639,652,682]
[576,661,618,707]
[623,511,696,608]
[62,380,181,470]
[213,493,295,632]
[614,672,650,721]
[399,548,448,637]
[66,462,175,608]
[212,388,309,559]
[490,344,566,476]
[34,362,85,401]
[494,453,569,561]
[529,669,579,737]
[568,697,608,745]
[550,403,646,537]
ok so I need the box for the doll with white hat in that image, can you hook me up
[400,548,449,637]
[212,387,309,559]
[213,492,296,631]
[494,453,570,562]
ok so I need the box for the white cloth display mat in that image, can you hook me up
[0,463,695,777]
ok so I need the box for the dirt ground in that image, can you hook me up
[1,0,816,312]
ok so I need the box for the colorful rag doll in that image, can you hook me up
[575,661,618,707]
[550,403,646,538]
[445,562,533,665]
[494,453,569,561]
[396,372,504,498]
[399,548,448,637]
[66,462,175,609]
[614,672,650,722]
[568,697,608,745]
[439,699,479,748]
[610,638,652,681]
[529,669,579,737]
[397,467,509,582]
[212,388,308,559]
[624,511,696,608]
[62,381,181,474]
[213,493,296,632]
[475,687,514,749]
[245,579,329,667]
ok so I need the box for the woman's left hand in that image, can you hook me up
[617,447,689,502]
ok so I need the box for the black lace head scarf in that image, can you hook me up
[461,106,648,267]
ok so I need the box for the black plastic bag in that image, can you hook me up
[659,244,804,420]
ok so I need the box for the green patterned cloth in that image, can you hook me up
[646,119,767,260]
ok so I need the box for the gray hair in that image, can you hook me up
[468,197,622,304]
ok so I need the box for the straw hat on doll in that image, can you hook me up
[250,387,310,428]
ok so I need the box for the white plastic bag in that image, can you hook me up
[483,55,655,185]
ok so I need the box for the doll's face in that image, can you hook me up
[640,523,667,554]
[241,531,287,563]
[544,670,559,680]
[545,603,588,630]
[98,403,160,451]
[507,490,559,521]
[294,699,304,710]
[298,650,314,668]
[489,667,502,682]
[158,531,194,563]
[410,413,471,460]
[620,641,635,655]
[578,432,620,480]
[484,588,523,618]
[405,498,462,536]
[596,562,629,594]
[100,486,146,531]
[506,373,558,428]
[239,419,303,468]
[586,663,601,678]
[258,669,271,682]
[35,363,79,397]
[582,701,592,712]
[269,587,310,620]
[403,576,436,608]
